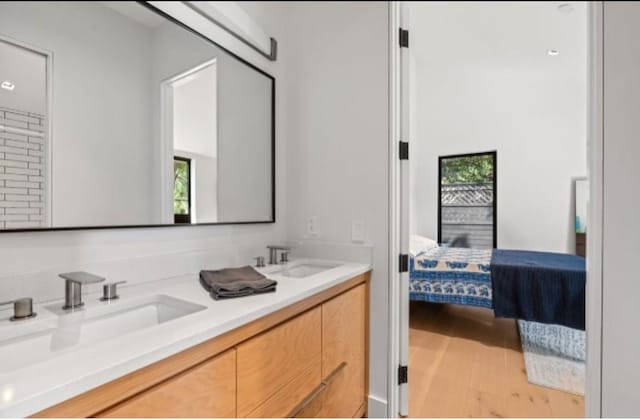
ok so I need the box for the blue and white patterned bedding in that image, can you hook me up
[410,247,493,308]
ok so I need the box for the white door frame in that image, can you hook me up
[387,1,400,416]
[585,2,604,417]
[387,2,605,417]
[388,1,409,417]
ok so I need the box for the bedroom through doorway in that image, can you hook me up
[402,2,589,417]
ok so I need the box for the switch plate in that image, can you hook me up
[307,216,319,236]
[351,220,366,243]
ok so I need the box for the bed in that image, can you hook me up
[410,246,586,330]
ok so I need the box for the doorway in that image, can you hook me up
[389,1,600,417]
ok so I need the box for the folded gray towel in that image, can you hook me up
[199,266,277,300]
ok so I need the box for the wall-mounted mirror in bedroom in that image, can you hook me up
[0,1,274,231]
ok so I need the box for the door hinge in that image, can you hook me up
[399,254,409,273]
[399,141,409,160]
[398,365,408,385]
[399,28,409,48]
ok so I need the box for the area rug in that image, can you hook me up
[518,319,586,396]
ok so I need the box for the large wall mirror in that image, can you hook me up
[0,1,274,231]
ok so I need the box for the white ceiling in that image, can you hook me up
[0,40,47,115]
[408,1,587,71]
[98,1,165,28]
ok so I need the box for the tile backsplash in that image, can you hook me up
[0,106,47,229]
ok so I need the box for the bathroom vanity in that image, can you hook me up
[0,261,370,418]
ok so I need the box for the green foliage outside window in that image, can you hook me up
[174,159,189,215]
[441,154,494,184]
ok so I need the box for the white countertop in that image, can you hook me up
[0,259,370,418]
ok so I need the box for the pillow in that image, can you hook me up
[410,235,438,256]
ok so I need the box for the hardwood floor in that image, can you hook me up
[408,302,584,418]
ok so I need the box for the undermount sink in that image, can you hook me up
[271,262,340,278]
[0,294,206,374]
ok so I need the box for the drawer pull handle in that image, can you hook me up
[322,361,347,386]
[287,362,348,418]
[287,382,326,418]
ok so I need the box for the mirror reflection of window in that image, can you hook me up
[173,157,191,224]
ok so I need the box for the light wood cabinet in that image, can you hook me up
[237,307,322,417]
[99,349,237,418]
[33,272,370,419]
[320,284,367,417]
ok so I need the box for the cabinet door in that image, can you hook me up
[98,349,237,418]
[320,284,367,417]
[236,307,322,417]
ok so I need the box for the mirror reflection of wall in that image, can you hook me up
[0,1,274,230]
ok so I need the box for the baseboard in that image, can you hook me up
[367,394,389,418]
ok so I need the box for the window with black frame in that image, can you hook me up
[438,151,497,249]
[173,157,191,224]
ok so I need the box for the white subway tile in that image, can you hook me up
[4,111,40,125]
[5,139,39,150]
[0,118,29,129]
[0,159,28,169]
[0,186,27,194]
[0,214,28,221]
[4,153,39,163]
[4,194,39,202]
[6,167,39,176]
[6,180,39,189]
[0,132,28,142]
[0,145,27,155]
[5,220,41,229]
[0,201,29,208]
[5,207,40,215]
[0,173,28,181]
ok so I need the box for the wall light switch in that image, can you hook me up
[351,220,366,243]
[307,216,319,236]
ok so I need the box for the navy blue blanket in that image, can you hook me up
[491,249,586,330]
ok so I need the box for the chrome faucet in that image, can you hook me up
[0,297,36,321]
[266,245,291,265]
[59,271,105,310]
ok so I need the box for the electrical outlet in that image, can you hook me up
[307,216,319,236]
[351,220,366,243]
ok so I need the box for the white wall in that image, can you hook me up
[408,2,587,253]
[601,2,640,416]
[281,2,390,415]
[173,63,217,160]
[0,1,156,227]
[216,51,273,222]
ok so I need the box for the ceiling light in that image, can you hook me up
[1,81,15,91]
[558,3,574,13]
[548,49,560,56]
